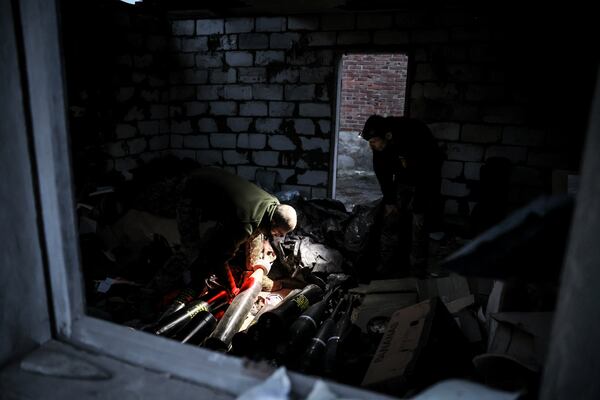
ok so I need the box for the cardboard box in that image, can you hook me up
[351,278,419,334]
[487,312,553,370]
[417,273,471,304]
[453,309,483,343]
[361,298,473,395]
[353,292,419,334]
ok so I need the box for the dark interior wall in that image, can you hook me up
[0,0,51,367]
[62,0,174,196]
[163,7,597,208]
[63,1,598,211]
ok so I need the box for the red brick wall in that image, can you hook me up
[339,53,408,132]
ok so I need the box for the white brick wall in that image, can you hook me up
[255,51,285,66]
[223,150,249,164]
[321,15,355,30]
[116,124,137,139]
[269,102,295,117]
[238,68,267,83]
[288,16,318,31]
[181,37,208,52]
[197,85,221,100]
[239,101,268,116]
[227,117,252,132]
[210,133,237,149]
[139,121,161,136]
[485,145,527,164]
[269,69,300,83]
[150,104,169,119]
[256,17,286,32]
[299,103,330,117]
[209,101,237,116]
[297,170,328,186]
[127,137,148,155]
[253,84,284,100]
[307,32,336,46]
[441,179,469,197]
[318,120,331,134]
[294,119,315,135]
[237,133,267,149]
[195,54,223,68]
[285,84,315,100]
[269,136,295,151]
[447,143,484,162]
[172,20,194,36]
[461,124,502,143]
[239,33,269,49]
[225,18,254,34]
[252,151,280,166]
[255,118,283,133]
[224,85,253,100]
[124,106,145,121]
[102,11,574,207]
[301,137,329,152]
[209,69,237,84]
[237,165,260,181]
[197,118,217,132]
[357,14,393,29]
[225,51,253,67]
[196,19,224,35]
[464,162,482,180]
[197,150,223,165]
[270,32,301,49]
[183,135,209,149]
[183,102,208,116]
[502,127,545,146]
[171,121,193,134]
[441,161,463,179]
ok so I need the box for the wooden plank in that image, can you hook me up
[0,340,234,399]
[18,0,83,338]
[0,0,52,365]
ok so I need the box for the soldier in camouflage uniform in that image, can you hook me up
[147,167,297,294]
[360,115,443,277]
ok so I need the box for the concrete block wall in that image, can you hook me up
[166,16,336,199]
[65,3,588,213]
[63,3,174,191]
[103,13,173,173]
[167,10,580,209]
[168,15,414,198]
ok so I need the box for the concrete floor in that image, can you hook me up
[334,171,381,212]
[335,130,381,212]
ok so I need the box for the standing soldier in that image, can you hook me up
[360,115,443,277]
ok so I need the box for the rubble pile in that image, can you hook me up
[76,159,569,399]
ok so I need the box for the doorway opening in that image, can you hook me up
[334,53,409,211]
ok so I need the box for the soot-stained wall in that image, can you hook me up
[63,2,597,214]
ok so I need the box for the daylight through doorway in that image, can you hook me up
[335,53,408,211]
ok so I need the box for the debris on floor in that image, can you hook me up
[76,159,568,399]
